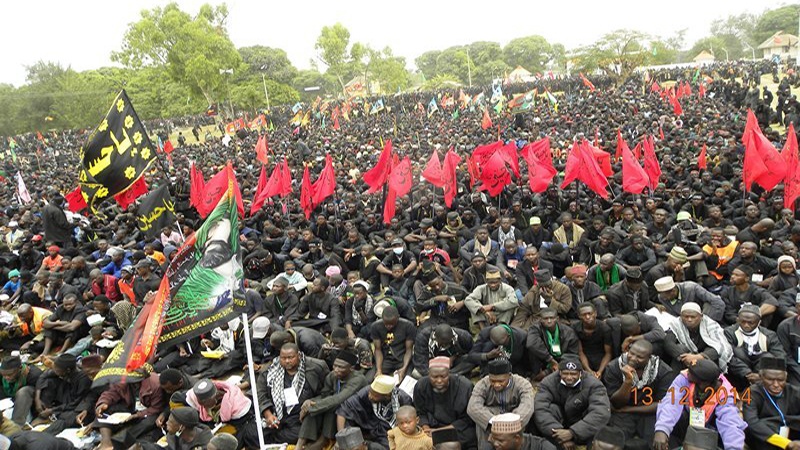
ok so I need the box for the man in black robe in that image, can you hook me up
[413,357,476,450]
[336,375,413,450]
[743,356,800,450]
[297,351,367,450]
[257,343,329,444]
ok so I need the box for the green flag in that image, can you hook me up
[693,68,701,83]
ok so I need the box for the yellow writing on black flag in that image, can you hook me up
[79,90,156,212]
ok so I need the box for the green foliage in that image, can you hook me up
[752,5,800,47]
[421,74,462,91]
[238,46,298,85]
[230,75,299,111]
[502,36,553,72]
[366,47,411,93]
[315,23,363,90]
[571,29,651,84]
[112,2,242,105]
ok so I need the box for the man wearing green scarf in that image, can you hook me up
[589,254,627,292]
[0,355,42,426]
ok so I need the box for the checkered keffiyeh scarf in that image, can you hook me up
[618,353,661,390]
[373,388,401,427]
[265,353,306,420]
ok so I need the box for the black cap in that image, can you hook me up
[759,355,787,372]
[688,359,721,383]
[488,358,511,375]
[626,267,643,281]
[533,269,552,284]
[335,350,359,367]
[0,356,21,371]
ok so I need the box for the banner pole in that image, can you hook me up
[241,312,267,449]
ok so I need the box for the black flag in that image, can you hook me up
[79,90,157,212]
[136,184,176,238]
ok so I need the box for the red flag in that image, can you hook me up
[249,165,269,216]
[743,110,788,191]
[621,138,649,194]
[333,116,340,130]
[442,149,461,207]
[65,186,88,213]
[36,131,44,142]
[499,142,520,178]
[311,153,336,207]
[163,140,174,154]
[472,141,504,166]
[561,140,609,198]
[580,73,596,92]
[280,158,293,197]
[589,144,613,177]
[643,136,662,191]
[481,108,493,130]
[783,124,800,210]
[698,144,708,170]
[383,188,398,224]
[521,138,557,193]
[632,142,642,161]
[255,135,269,165]
[615,130,625,162]
[669,90,683,116]
[300,165,315,219]
[478,152,511,197]
[698,83,706,98]
[422,149,445,187]
[467,155,480,189]
[363,140,393,193]
[114,176,148,210]
[388,156,413,198]
[650,81,661,93]
[684,82,692,96]
[190,163,206,211]
[197,164,244,218]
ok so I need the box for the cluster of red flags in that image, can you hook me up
[561,139,609,198]
[740,110,797,209]
[421,148,462,207]
[619,133,662,194]
[190,163,245,218]
[299,154,337,218]
[250,158,293,215]
[520,138,557,193]
[360,141,413,223]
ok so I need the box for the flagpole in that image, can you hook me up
[241,312,267,449]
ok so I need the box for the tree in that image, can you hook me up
[752,5,800,47]
[687,36,737,62]
[421,74,462,91]
[230,75,299,111]
[571,29,651,84]
[502,36,553,72]
[315,23,366,92]
[238,46,298,85]
[292,69,336,101]
[415,51,441,80]
[112,3,242,105]
[366,47,411,93]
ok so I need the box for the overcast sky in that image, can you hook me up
[0,0,794,86]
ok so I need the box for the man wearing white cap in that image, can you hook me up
[664,302,733,372]
[488,413,556,450]
[336,374,413,450]
[652,275,725,322]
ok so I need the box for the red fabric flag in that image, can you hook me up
[615,130,625,162]
[478,151,511,197]
[650,81,661,93]
[698,144,708,170]
[467,155,480,189]
[783,124,800,210]
[279,158,293,197]
[499,142,520,178]
[580,73,596,92]
[589,144,613,177]
[114,176,148,210]
[65,186,88,213]
[472,141,504,166]
[363,140,393,193]
[163,140,174,154]
[621,138,649,194]
[383,188,398,224]
[643,136,662,191]
[442,149,461,207]
[311,153,336,207]
[633,142,642,161]
[521,138,557,193]
[561,140,609,198]
[698,83,706,98]
[743,110,788,191]
[333,116,340,130]
[190,163,206,211]
[262,163,284,198]
[388,156,413,198]
[676,83,684,99]
[422,149,445,187]
[255,135,269,165]
[197,164,244,218]
[684,82,692,97]
[669,93,683,116]
[481,108,493,130]
[300,165,315,219]
[249,165,269,216]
